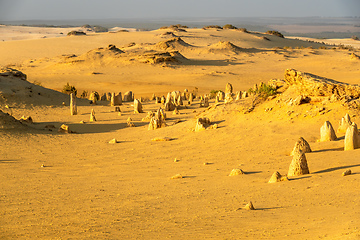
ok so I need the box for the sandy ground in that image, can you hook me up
[1,26,360,239]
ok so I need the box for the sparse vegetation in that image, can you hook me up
[210,90,222,99]
[248,83,277,99]
[351,35,359,40]
[67,31,86,36]
[266,30,284,38]
[160,24,188,30]
[223,24,237,29]
[203,25,222,30]
[62,82,77,96]
[93,25,108,33]
[237,28,248,33]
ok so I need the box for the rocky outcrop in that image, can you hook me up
[0,110,25,129]
[284,69,360,98]
[0,68,27,80]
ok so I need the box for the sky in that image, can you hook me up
[0,0,359,21]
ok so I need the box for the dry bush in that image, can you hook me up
[266,30,284,38]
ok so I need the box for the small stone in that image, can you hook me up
[20,116,33,124]
[58,124,74,133]
[108,138,118,144]
[79,120,85,124]
[342,169,352,176]
[171,174,183,179]
[174,158,179,162]
[41,164,45,168]
[268,171,288,183]
[151,137,172,141]
[244,201,255,210]
[229,168,244,176]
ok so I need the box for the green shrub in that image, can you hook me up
[237,28,248,33]
[210,90,222,99]
[248,83,277,99]
[67,31,86,36]
[93,25,108,33]
[266,30,284,38]
[223,24,237,29]
[62,82,77,96]
[351,35,359,40]
[203,25,222,30]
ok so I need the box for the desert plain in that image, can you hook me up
[1,24,360,239]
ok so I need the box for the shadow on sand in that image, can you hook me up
[313,164,360,174]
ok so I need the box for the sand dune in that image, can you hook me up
[1,26,360,239]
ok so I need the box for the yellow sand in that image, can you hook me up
[0,26,360,239]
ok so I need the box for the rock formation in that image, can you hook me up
[148,108,166,130]
[19,116,33,124]
[100,93,107,101]
[320,121,337,142]
[177,95,183,106]
[194,117,211,132]
[242,91,248,98]
[229,168,244,176]
[111,92,122,106]
[344,123,360,151]
[288,150,310,177]
[127,117,135,127]
[235,91,242,101]
[200,95,209,107]
[89,92,98,104]
[268,171,288,183]
[284,69,360,98]
[290,137,312,156]
[225,93,233,103]
[70,93,77,115]
[90,109,96,122]
[225,83,233,94]
[134,99,143,113]
[123,91,133,102]
[342,169,352,176]
[338,113,352,134]
[142,111,154,121]
[164,92,176,111]
[217,91,225,101]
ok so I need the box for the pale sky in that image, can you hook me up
[0,0,359,21]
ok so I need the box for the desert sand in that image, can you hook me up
[1,25,360,239]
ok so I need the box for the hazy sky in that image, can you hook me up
[0,0,359,21]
